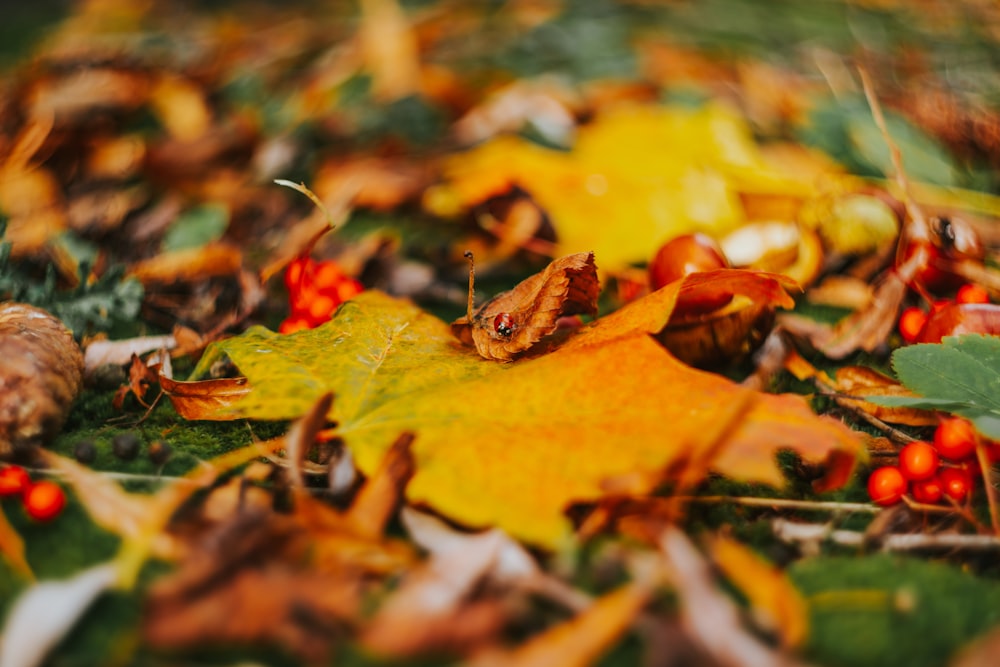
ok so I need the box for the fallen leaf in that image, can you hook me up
[181,280,861,548]
[426,104,830,273]
[359,524,515,657]
[707,534,809,649]
[0,562,118,667]
[128,242,242,284]
[468,582,652,667]
[160,374,251,420]
[451,251,600,361]
[142,511,362,664]
[41,451,180,560]
[659,527,807,667]
[0,506,32,580]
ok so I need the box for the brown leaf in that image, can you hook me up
[833,366,939,426]
[143,512,361,664]
[159,374,251,420]
[128,242,242,284]
[451,251,599,361]
[0,303,83,455]
[112,353,160,410]
[359,525,518,657]
[469,582,651,667]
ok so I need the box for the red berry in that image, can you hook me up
[284,256,312,293]
[911,476,943,504]
[956,283,990,305]
[305,293,337,324]
[278,316,312,335]
[898,307,928,344]
[868,466,907,506]
[933,417,977,461]
[938,467,972,503]
[494,312,515,337]
[23,481,65,522]
[0,465,31,498]
[312,260,344,291]
[335,278,364,303]
[899,441,940,481]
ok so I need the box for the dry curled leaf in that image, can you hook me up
[0,303,83,455]
[451,251,599,361]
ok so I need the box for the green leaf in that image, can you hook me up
[161,204,229,253]
[891,336,1000,411]
[872,335,1000,439]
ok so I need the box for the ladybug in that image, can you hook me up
[493,312,515,337]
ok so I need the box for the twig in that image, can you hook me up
[773,518,1000,553]
[680,495,880,514]
[819,386,920,444]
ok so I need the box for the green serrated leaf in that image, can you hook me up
[891,340,1000,411]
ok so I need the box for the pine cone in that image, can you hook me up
[0,303,83,455]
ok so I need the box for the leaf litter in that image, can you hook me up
[4,1,1000,666]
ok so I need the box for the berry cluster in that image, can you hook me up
[867,418,987,507]
[898,282,990,344]
[280,256,364,334]
[0,464,66,522]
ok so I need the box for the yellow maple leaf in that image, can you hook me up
[425,103,833,272]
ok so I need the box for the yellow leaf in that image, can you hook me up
[427,103,835,272]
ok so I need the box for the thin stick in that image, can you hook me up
[463,250,476,320]
[857,67,930,242]
[274,179,341,233]
[680,495,880,514]
[774,518,1000,553]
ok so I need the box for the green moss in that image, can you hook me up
[791,555,1000,667]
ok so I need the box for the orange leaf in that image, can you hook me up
[469,582,651,667]
[129,242,242,284]
[0,507,32,580]
[707,534,809,649]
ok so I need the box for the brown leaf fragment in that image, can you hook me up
[129,242,243,285]
[343,431,415,540]
[359,526,515,658]
[144,514,360,664]
[0,303,83,455]
[782,269,908,359]
[452,251,599,361]
[468,582,651,667]
[112,353,160,410]
[159,374,251,420]
[659,527,807,667]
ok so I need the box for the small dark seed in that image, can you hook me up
[111,433,140,461]
[148,440,172,465]
[73,440,97,464]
